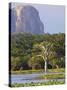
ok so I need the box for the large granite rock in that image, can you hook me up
[11,9,16,32]
[10,5,44,34]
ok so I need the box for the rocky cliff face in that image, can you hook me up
[11,9,16,32]
[10,5,44,34]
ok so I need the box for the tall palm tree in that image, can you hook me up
[32,41,55,73]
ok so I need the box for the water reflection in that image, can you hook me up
[11,72,65,84]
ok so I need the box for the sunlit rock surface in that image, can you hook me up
[10,5,44,34]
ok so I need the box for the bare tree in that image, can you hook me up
[32,41,55,74]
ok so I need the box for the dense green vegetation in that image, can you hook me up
[11,33,65,71]
[11,80,65,87]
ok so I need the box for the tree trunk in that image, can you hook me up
[44,60,47,74]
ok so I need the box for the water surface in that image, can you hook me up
[11,72,65,84]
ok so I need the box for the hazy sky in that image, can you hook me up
[12,3,65,34]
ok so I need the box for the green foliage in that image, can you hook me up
[28,56,44,69]
[11,57,21,70]
[11,33,65,70]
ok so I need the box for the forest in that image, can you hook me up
[11,33,65,71]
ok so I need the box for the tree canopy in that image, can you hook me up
[11,33,65,70]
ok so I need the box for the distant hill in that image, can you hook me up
[9,5,44,34]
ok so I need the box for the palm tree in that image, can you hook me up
[32,41,55,74]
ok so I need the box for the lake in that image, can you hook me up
[10,72,65,84]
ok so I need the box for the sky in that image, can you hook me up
[12,3,65,34]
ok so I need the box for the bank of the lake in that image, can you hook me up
[34,73,65,79]
[11,80,65,87]
[11,68,65,74]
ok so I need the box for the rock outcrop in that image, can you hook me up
[10,5,44,34]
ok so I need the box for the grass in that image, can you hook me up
[11,80,65,87]
[11,68,65,74]
[34,73,65,79]
[48,68,65,73]
[11,69,44,74]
